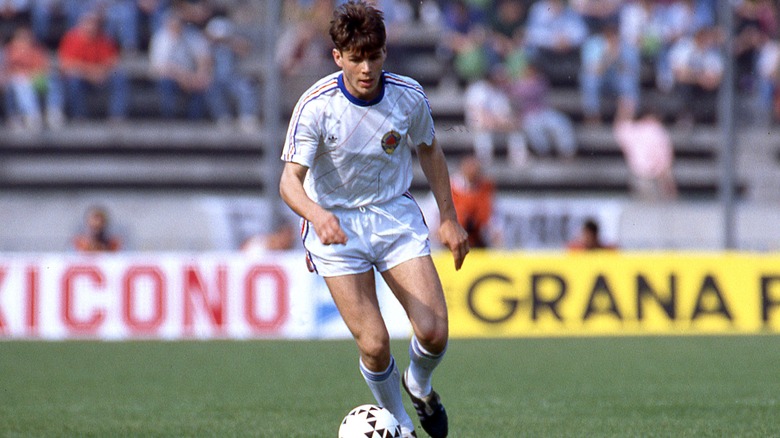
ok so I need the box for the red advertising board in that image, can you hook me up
[0,253,412,340]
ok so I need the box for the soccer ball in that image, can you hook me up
[338,404,402,438]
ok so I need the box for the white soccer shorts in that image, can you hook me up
[301,193,431,277]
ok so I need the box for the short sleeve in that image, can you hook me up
[281,97,320,167]
[406,93,435,147]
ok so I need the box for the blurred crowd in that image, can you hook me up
[434,0,778,126]
[0,0,262,132]
[4,0,777,133]
[442,0,775,205]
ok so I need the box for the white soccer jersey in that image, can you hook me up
[281,71,435,210]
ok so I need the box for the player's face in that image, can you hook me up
[333,47,386,101]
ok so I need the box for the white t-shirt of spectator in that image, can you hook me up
[149,24,210,75]
[463,79,514,129]
[668,36,724,82]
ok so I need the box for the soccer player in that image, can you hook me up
[278,2,469,437]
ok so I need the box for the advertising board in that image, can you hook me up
[435,251,780,337]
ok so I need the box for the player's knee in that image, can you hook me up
[356,332,391,369]
[415,318,448,354]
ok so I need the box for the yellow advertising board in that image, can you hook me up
[433,251,780,337]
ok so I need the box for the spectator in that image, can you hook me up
[30,0,75,47]
[619,0,672,92]
[487,0,527,58]
[580,21,641,124]
[0,0,29,20]
[39,0,93,26]
[275,0,333,77]
[439,0,482,54]
[73,205,122,252]
[171,0,215,28]
[524,0,588,82]
[440,0,492,26]
[691,0,717,32]
[620,0,662,51]
[3,26,65,130]
[102,0,152,53]
[655,0,707,92]
[450,22,503,85]
[0,0,30,43]
[418,0,443,27]
[37,0,170,53]
[732,0,778,93]
[463,63,527,166]
[137,0,172,49]
[32,0,171,53]
[566,218,616,251]
[204,15,260,132]
[665,0,714,40]
[0,45,8,122]
[45,0,146,52]
[508,62,577,159]
[149,11,213,119]
[58,11,129,121]
[451,155,497,248]
[755,33,780,125]
[668,25,723,125]
[437,0,492,86]
[369,0,415,32]
[571,0,624,33]
[456,21,505,84]
[613,107,677,200]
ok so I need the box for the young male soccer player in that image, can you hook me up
[279,2,469,437]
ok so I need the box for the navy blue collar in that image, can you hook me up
[338,72,385,106]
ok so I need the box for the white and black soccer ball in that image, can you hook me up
[338,404,402,438]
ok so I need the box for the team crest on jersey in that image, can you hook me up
[381,130,401,154]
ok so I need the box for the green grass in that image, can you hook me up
[1,336,779,437]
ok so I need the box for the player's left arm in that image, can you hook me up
[417,138,469,270]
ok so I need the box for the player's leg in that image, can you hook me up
[381,256,449,437]
[324,271,415,434]
[325,270,389,369]
[381,255,448,356]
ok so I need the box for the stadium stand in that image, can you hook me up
[1,0,779,251]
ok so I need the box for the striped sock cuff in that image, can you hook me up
[359,355,396,382]
[411,336,446,360]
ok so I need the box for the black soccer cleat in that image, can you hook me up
[401,370,448,438]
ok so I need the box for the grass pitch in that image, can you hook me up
[1,336,779,437]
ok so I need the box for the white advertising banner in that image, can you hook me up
[0,253,412,340]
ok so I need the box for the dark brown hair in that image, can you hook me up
[329,1,386,55]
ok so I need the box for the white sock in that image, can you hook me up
[359,356,415,433]
[406,336,445,398]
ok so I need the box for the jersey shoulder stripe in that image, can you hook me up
[284,75,339,161]
[384,72,431,110]
[299,76,340,108]
[384,72,424,93]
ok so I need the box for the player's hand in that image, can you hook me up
[438,218,469,270]
[312,211,348,245]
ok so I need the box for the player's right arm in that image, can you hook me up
[416,138,469,270]
[279,161,347,245]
